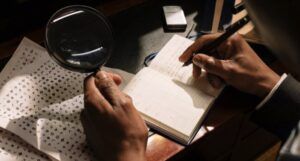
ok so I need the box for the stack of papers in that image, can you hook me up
[0,38,133,161]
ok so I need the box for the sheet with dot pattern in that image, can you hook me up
[0,38,134,161]
[0,128,50,161]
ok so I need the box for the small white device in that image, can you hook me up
[163,6,187,31]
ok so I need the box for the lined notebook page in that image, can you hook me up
[149,35,219,97]
[149,35,194,84]
[0,38,134,161]
[124,68,213,138]
[123,35,221,142]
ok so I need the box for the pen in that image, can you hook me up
[232,2,245,14]
[182,15,251,67]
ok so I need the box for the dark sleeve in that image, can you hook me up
[251,75,300,142]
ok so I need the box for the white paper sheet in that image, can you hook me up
[0,38,134,161]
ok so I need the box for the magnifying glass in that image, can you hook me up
[45,5,114,73]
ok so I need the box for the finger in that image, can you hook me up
[94,71,127,108]
[115,93,135,114]
[193,63,201,79]
[80,109,92,135]
[179,34,220,62]
[84,76,114,113]
[217,39,232,59]
[106,72,122,85]
[193,54,229,79]
[117,94,146,128]
[217,34,245,59]
[80,109,103,151]
[231,34,252,53]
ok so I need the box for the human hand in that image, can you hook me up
[179,34,280,97]
[81,71,148,161]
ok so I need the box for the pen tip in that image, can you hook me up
[182,62,189,67]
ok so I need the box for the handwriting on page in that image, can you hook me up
[149,35,220,97]
[149,35,194,84]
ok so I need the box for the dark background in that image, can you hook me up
[0,0,111,43]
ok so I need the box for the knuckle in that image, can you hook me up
[230,34,242,44]
[98,79,115,91]
[224,40,232,48]
[119,98,132,108]
[84,92,100,106]
[227,65,235,73]
[223,64,237,80]
[124,94,132,101]
[94,76,114,92]
[95,71,110,82]
[225,63,236,73]
[233,34,242,41]
[94,71,104,78]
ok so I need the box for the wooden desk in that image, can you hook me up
[0,1,281,161]
[145,87,281,161]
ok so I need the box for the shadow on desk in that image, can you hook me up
[166,87,281,161]
[169,115,281,161]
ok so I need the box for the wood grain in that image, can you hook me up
[146,134,183,161]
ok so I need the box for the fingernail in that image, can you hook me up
[207,57,215,65]
[193,58,203,68]
[179,56,184,62]
[95,71,108,80]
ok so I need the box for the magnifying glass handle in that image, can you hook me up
[97,66,102,72]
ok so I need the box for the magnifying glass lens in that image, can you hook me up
[46,6,113,73]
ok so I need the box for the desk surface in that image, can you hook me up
[0,0,279,161]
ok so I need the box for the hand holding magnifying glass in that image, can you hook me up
[46,6,148,161]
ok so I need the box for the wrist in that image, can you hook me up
[117,149,147,161]
[257,71,280,98]
[116,140,147,161]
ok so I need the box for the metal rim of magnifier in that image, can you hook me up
[45,5,114,73]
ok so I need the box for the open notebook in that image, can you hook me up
[123,35,222,145]
[0,35,221,160]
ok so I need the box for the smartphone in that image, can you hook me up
[163,6,187,32]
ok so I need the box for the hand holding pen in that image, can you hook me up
[178,16,280,97]
[181,15,250,67]
[179,15,250,88]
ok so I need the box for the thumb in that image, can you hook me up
[193,54,228,78]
